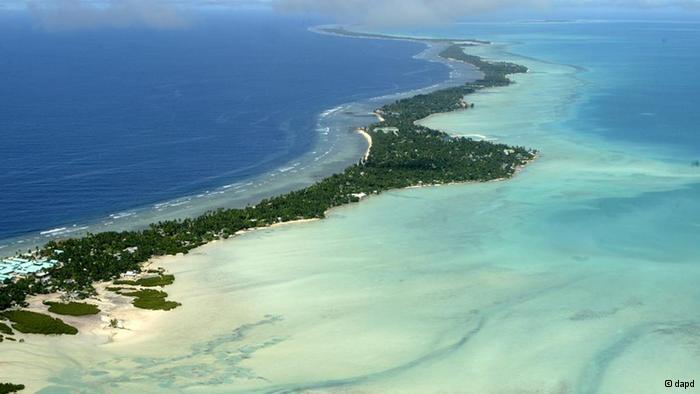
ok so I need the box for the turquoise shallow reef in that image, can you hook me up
[2,20,700,394]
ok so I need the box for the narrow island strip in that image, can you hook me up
[0,31,536,352]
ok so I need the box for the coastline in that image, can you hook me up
[5,21,700,394]
[311,25,490,45]
[0,27,482,256]
[356,128,373,163]
[1,27,534,348]
[0,29,477,255]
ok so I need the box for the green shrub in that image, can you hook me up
[120,289,180,311]
[0,321,12,335]
[114,274,174,287]
[135,274,175,287]
[1,311,78,335]
[0,383,25,393]
[44,301,100,316]
[113,280,138,286]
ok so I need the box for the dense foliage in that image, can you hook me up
[0,383,25,394]
[439,44,528,82]
[0,43,534,313]
[0,310,78,335]
[114,274,175,287]
[0,321,12,335]
[119,289,180,311]
[44,301,100,316]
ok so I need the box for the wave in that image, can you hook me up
[40,227,67,236]
[109,211,136,219]
[39,226,89,237]
[319,105,344,118]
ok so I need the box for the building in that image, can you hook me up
[0,257,59,283]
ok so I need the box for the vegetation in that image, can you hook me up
[134,274,174,287]
[112,280,137,286]
[1,311,78,335]
[0,321,12,335]
[119,289,180,311]
[0,383,25,394]
[0,41,533,316]
[44,301,100,316]
[319,27,490,44]
[114,274,174,287]
[439,44,528,82]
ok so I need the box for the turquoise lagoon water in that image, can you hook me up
[3,21,700,393]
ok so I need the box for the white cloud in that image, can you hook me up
[276,0,544,26]
[26,0,190,30]
[275,0,700,26]
[12,0,700,30]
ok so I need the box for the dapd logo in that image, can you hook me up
[665,379,695,389]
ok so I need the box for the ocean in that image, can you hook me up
[0,10,447,245]
[2,15,700,394]
[390,20,700,158]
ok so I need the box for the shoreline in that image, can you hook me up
[311,25,490,45]
[0,34,487,252]
[356,128,373,163]
[1,28,481,253]
[0,34,461,254]
[1,27,535,350]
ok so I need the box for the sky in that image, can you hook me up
[3,0,699,30]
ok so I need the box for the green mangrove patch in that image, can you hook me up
[0,310,78,335]
[0,321,12,335]
[44,301,100,316]
[120,289,180,311]
[114,274,174,287]
[0,383,25,393]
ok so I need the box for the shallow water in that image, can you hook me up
[2,21,700,393]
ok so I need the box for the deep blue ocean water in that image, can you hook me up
[0,11,447,241]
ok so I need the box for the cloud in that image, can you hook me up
[26,0,190,30]
[560,0,700,9]
[274,0,700,26]
[274,0,534,26]
[16,0,700,30]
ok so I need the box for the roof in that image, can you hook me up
[0,257,58,278]
[0,267,15,275]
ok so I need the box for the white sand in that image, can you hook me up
[356,128,373,162]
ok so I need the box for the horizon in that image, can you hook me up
[1,0,700,31]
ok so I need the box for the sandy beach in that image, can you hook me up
[13,267,175,346]
[356,128,373,163]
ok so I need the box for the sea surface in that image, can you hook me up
[2,17,700,394]
[0,10,448,246]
